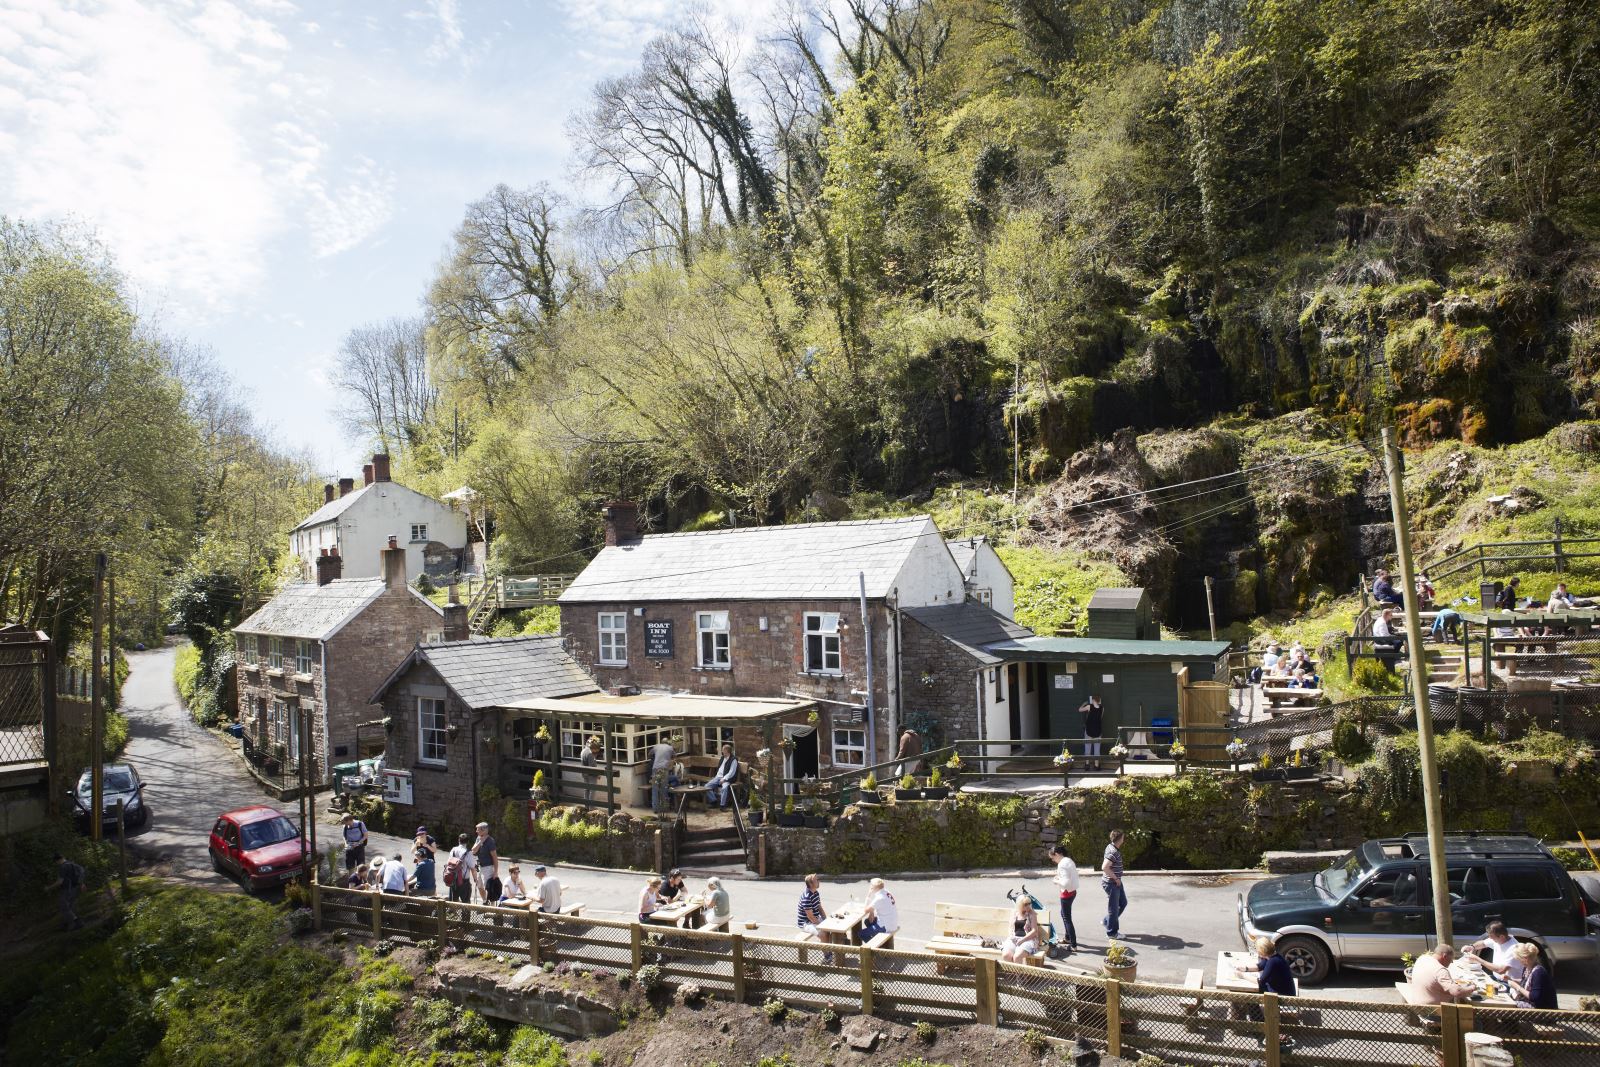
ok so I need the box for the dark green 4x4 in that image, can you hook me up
[1237,832,1599,985]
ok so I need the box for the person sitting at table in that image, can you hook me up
[638,875,662,923]
[1373,609,1405,654]
[658,868,687,904]
[860,877,899,943]
[1548,582,1578,611]
[1250,643,1283,685]
[1409,944,1474,1004]
[999,897,1043,964]
[797,872,842,962]
[533,863,562,913]
[1506,942,1556,1009]
[409,847,437,897]
[499,864,529,903]
[1288,667,1318,690]
[705,743,741,809]
[1416,572,1436,609]
[701,876,731,930]
[1372,569,1404,607]
[1236,936,1297,997]
[1466,921,1523,979]
[380,852,409,895]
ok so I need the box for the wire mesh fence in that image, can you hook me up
[1276,994,1445,1067]
[540,913,634,974]
[645,925,738,1001]
[995,962,1108,1045]
[869,946,978,1024]
[741,934,865,1013]
[0,644,46,765]
[1117,981,1267,1066]
[1471,1004,1600,1066]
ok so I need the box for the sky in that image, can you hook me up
[0,0,772,474]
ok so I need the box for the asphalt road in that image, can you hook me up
[116,644,1600,1005]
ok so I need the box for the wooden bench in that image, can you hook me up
[865,928,896,950]
[1182,968,1206,1018]
[925,902,1046,967]
[558,902,585,917]
[1394,982,1443,1030]
[1262,687,1323,705]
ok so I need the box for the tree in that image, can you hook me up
[333,317,437,452]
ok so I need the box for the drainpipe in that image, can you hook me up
[890,589,904,759]
[975,672,986,749]
[859,571,877,768]
[318,640,330,785]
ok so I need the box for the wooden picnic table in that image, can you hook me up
[819,902,866,945]
[647,899,704,929]
[1215,950,1262,994]
[1262,687,1323,705]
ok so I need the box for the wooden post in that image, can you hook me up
[630,922,643,971]
[1440,1001,1465,1067]
[1104,978,1122,1057]
[312,880,323,930]
[436,896,448,947]
[1204,575,1218,641]
[603,722,616,816]
[654,829,662,873]
[42,636,58,816]
[90,553,106,842]
[1263,992,1281,1067]
[372,891,383,936]
[858,945,874,1016]
[1554,516,1566,574]
[974,957,998,1025]
[528,909,540,966]
[730,933,746,1004]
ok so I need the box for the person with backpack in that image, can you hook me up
[47,853,85,930]
[444,833,473,903]
[340,813,368,871]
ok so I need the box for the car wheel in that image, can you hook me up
[1277,936,1333,985]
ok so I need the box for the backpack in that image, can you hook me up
[442,857,462,888]
[62,861,85,889]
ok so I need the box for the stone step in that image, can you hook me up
[683,827,741,845]
[676,850,747,867]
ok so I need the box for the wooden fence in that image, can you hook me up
[1424,529,1600,585]
[310,882,1600,1067]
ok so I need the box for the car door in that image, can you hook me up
[209,817,229,864]
[1492,864,1575,939]
[220,819,242,875]
[1440,863,1496,946]
[1337,863,1434,964]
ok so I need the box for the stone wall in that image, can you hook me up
[326,588,443,766]
[435,958,621,1037]
[896,614,984,743]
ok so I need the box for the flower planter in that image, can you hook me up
[748,811,765,826]
[1251,768,1287,782]
[856,793,880,806]
[777,813,804,828]
[1282,766,1317,781]
[894,788,923,802]
[803,816,829,829]
[921,787,950,800]
[1103,959,1138,984]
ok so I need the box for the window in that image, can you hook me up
[1446,865,1492,905]
[268,636,283,670]
[561,722,604,761]
[237,634,256,662]
[1496,866,1562,900]
[1356,866,1421,908]
[696,611,730,668]
[296,639,313,675]
[418,697,447,765]
[410,523,428,542]
[993,667,1006,702]
[832,727,866,767]
[269,699,288,745]
[703,726,735,756]
[598,612,628,665]
[974,588,993,607]
[804,612,841,674]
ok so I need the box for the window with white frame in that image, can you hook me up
[696,611,730,668]
[804,612,841,674]
[296,639,313,675]
[561,722,604,761]
[702,726,735,756]
[418,697,447,765]
[598,612,628,665]
[268,636,283,669]
[410,523,429,542]
[832,727,867,767]
[237,634,256,662]
[974,588,993,607]
[270,699,287,745]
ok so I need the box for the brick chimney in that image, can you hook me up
[338,477,355,497]
[442,582,468,641]
[361,464,374,486]
[602,500,639,546]
[372,452,391,482]
[323,483,335,504]
[381,535,407,592]
[316,547,343,586]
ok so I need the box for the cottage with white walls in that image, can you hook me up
[945,535,1015,619]
[289,452,470,582]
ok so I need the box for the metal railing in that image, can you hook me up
[310,881,1600,1067]
[1425,532,1600,585]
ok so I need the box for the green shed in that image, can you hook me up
[1085,588,1156,640]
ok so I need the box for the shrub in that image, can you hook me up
[1021,1027,1049,1055]
[763,996,788,1022]
[282,908,315,936]
[506,1025,570,1067]
[678,982,704,1005]
[914,1020,937,1043]
[1351,657,1400,693]
[633,963,663,994]
[1331,715,1373,763]
[819,1003,839,1027]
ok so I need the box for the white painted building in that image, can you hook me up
[290,453,470,582]
[945,535,1016,619]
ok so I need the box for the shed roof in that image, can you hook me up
[1087,588,1149,611]
[981,636,1232,663]
[501,692,812,724]
[235,579,442,641]
[902,601,1034,666]
[372,635,598,710]
[559,516,938,602]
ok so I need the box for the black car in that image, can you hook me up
[72,764,149,830]
[1238,832,1598,984]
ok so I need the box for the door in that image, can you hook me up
[790,730,819,781]
[1442,863,1497,944]
[1492,864,1576,938]
[1336,863,1434,963]
[1037,664,1052,738]
[1006,664,1021,743]
[289,706,302,766]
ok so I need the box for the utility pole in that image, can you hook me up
[1382,429,1453,945]
[1204,576,1218,641]
[90,553,106,843]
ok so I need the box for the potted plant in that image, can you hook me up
[922,767,950,801]
[1052,747,1073,783]
[530,769,549,802]
[747,791,765,826]
[1102,940,1138,983]
[1251,754,1285,782]
[803,797,829,829]
[777,795,804,828]
[1226,737,1249,768]
[1108,743,1130,768]
[857,771,880,805]
[894,773,922,802]
[1400,953,1415,983]
[1168,741,1187,769]
[1283,748,1317,780]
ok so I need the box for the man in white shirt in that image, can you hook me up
[1049,843,1080,952]
[533,863,562,913]
[861,877,899,942]
[380,852,408,894]
[1468,921,1524,980]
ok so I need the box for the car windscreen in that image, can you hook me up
[240,816,299,850]
[79,770,134,793]
[1317,849,1368,897]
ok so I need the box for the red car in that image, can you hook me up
[208,805,306,892]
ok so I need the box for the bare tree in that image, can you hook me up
[333,317,436,452]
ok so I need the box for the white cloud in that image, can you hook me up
[553,0,783,54]
[425,0,465,62]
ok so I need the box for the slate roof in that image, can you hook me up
[292,483,375,531]
[235,579,442,641]
[559,516,939,602]
[946,538,978,580]
[981,636,1232,662]
[374,636,598,710]
[1087,588,1148,610]
[902,601,1035,666]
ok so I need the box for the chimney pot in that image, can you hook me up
[371,452,392,482]
[602,500,640,547]
[338,477,355,497]
[362,464,374,486]
[323,483,335,504]
[315,548,343,586]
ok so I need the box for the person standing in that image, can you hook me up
[1495,576,1522,611]
[1049,843,1079,952]
[413,825,438,858]
[580,735,603,806]
[446,833,474,904]
[47,853,85,930]
[473,821,501,903]
[650,735,677,812]
[533,864,562,914]
[1101,829,1127,938]
[1080,696,1104,769]
[340,813,368,871]
[896,728,922,777]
